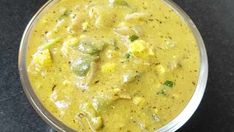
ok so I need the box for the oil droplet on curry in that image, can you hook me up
[27,0,199,131]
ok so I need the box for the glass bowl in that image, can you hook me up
[18,0,208,131]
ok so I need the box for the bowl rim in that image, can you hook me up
[18,0,208,132]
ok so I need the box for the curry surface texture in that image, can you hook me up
[27,0,199,131]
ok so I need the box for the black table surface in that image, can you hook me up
[0,0,234,131]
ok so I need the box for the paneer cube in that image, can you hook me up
[125,12,148,24]
[89,6,116,28]
[129,39,155,58]
[129,40,147,57]
[33,49,52,70]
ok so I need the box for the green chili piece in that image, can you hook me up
[129,35,139,42]
[39,38,62,50]
[163,80,175,88]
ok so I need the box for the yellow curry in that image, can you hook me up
[27,0,199,131]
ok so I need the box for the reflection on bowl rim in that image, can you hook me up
[18,0,208,131]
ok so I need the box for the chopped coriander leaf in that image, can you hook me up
[125,53,131,59]
[163,80,175,88]
[129,35,139,42]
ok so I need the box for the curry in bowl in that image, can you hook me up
[26,0,199,131]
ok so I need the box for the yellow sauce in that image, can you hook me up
[27,0,199,131]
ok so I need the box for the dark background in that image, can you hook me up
[0,0,234,131]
